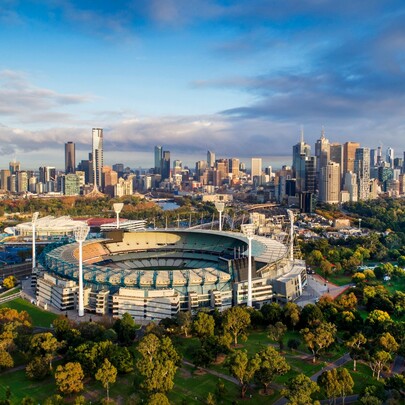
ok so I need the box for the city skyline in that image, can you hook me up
[1,1,405,169]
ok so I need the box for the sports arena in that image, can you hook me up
[37,229,307,321]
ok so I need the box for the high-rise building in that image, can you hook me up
[330,143,343,178]
[304,156,317,193]
[386,147,394,168]
[320,162,340,204]
[77,155,93,185]
[315,128,330,175]
[173,160,182,175]
[229,158,240,179]
[343,172,358,202]
[207,150,215,168]
[292,130,311,192]
[0,170,10,191]
[17,171,28,193]
[154,146,162,174]
[354,147,370,200]
[251,158,262,178]
[162,151,170,180]
[65,142,76,174]
[343,142,360,175]
[39,166,56,184]
[92,128,104,190]
[9,160,20,174]
[112,163,124,178]
[64,174,81,195]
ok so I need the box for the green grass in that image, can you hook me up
[0,287,21,298]
[0,368,57,403]
[0,298,58,327]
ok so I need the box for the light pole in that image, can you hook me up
[31,212,39,273]
[113,203,124,229]
[287,210,294,261]
[215,201,225,232]
[74,225,90,317]
[241,223,255,307]
[358,218,362,231]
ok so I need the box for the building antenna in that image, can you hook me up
[321,125,325,139]
[300,125,304,143]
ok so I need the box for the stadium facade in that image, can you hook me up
[36,229,307,321]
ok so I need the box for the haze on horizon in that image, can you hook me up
[1,0,405,170]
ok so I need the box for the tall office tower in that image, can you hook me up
[330,143,343,177]
[251,158,262,178]
[315,128,330,174]
[207,150,215,168]
[8,174,17,193]
[112,163,124,178]
[64,174,81,196]
[39,166,56,184]
[161,151,170,180]
[0,170,10,190]
[292,130,311,192]
[320,162,340,204]
[173,160,182,175]
[195,160,207,181]
[77,155,93,184]
[343,172,358,202]
[370,149,377,168]
[28,176,37,193]
[154,146,162,174]
[102,166,118,197]
[92,128,103,190]
[377,145,383,165]
[354,147,370,200]
[305,156,317,193]
[65,142,76,174]
[229,158,240,178]
[17,171,28,193]
[216,159,228,185]
[386,147,394,168]
[9,160,20,174]
[343,142,360,175]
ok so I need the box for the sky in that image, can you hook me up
[1,0,405,171]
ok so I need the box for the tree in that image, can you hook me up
[113,312,137,345]
[255,346,290,394]
[366,310,392,332]
[95,358,117,401]
[318,368,354,405]
[283,302,300,330]
[228,350,260,398]
[346,333,367,371]
[2,276,17,290]
[21,397,35,405]
[0,350,13,371]
[193,312,215,338]
[300,304,324,328]
[261,302,283,324]
[378,332,399,355]
[136,334,180,393]
[206,392,216,405]
[281,373,320,405]
[147,393,170,405]
[369,350,391,380]
[26,356,51,380]
[267,322,287,350]
[54,362,84,396]
[222,306,251,346]
[176,311,192,337]
[337,292,358,310]
[301,322,337,363]
[320,260,333,279]
[30,332,61,370]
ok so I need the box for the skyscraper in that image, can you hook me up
[162,151,170,180]
[386,147,394,168]
[92,128,103,190]
[207,150,215,168]
[154,146,162,174]
[65,142,76,174]
[315,128,330,175]
[343,142,360,175]
[320,162,340,204]
[354,147,370,200]
[251,158,262,178]
[292,130,311,193]
[9,160,20,174]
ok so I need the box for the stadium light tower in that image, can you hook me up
[74,225,90,317]
[215,201,225,232]
[31,212,39,272]
[113,203,124,229]
[287,210,295,261]
[241,223,255,307]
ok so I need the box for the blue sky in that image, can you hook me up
[0,0,405,170]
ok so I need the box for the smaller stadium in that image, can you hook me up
[36,226,307,321]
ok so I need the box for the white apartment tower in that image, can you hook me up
[92,128,104,190]
[320,162,340,204]
[251,158,262,179]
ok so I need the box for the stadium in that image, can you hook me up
[36,227,307,321]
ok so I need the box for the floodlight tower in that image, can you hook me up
[287,210,295,261]
[113,203,124,229]
[31,212,39,272]
[215,201,225,232]
[241,223,255,307]
[74,225,90,317]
